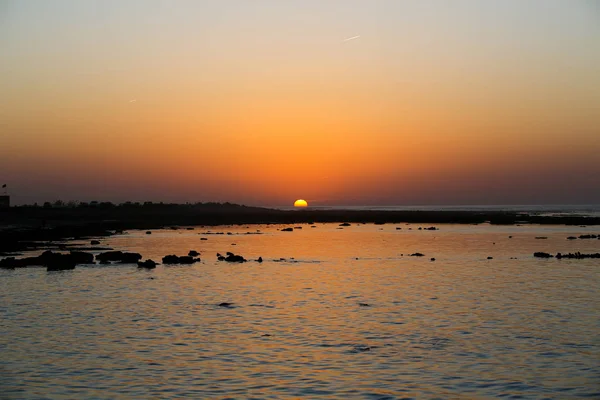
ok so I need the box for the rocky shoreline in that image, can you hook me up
[1,203,599,255]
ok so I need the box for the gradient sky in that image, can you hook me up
[1,0,599,206]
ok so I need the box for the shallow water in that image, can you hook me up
[1,223,599,399]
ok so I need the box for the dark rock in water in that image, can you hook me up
[162,255,200,265]
[358,303,371,307]
[281,227,294,232]
[90,240,101,245]
[0,257,16,269]
[396,227,402,230]
[137,259,157,269]
[294,226,302,229]
[487,256,493,260]
[430,258,436,261]
[508,236,513,238]
[374,222,385,225]
[567,236,577,240]
[96,251,142,264]
[425,226,438,231]
[556,252,600,259]
[257,257,263,263]
[46,253,76,271]
[311,226,317,228]
[222,252,246,263]
[579,234,598,239]
[218,302,234,308]
[410,253,425,257]
[534,252,553,258]
[200,238,208,240]
[186,227,194,230]
[188,250,200,257]
[146,231,152,235]
[339,223,351,227]
[535,237,548,240]
[69,251,94,264]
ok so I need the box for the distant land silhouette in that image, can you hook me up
[1,201,599,254]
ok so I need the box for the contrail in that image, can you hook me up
[342,35,361,42]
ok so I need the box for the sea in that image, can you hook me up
[1,220,599,398]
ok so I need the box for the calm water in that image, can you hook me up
[1,223,599,399]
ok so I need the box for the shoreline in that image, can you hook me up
[1,204,599,254]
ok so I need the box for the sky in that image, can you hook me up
[1,0,599,206]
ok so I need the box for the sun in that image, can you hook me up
[294,199,308,208]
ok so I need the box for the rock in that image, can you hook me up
[487,256,493,260]
[410,253,425,257]
[90,240,101,245]
[0,257,16,269]
[535,237,548,240]
[339,223,351,227]
[358,303,371,307]
[69,251,94,264]
[534,252,553,258]
[257,257,263,263]
[218,302,234,308]
[281,227,294,232]
[162,255,200,264]
[556,252,600,259]
[508,236,513,238]
[146,231,152,235]
[96,251,142,264]
[188,250,200,257]
[567,236,577,240]
[137,259,157,269]
[200,238,208,240]
[374,222,385,225]
[579,234,598,239]
[396,227,402,230]
[224,252,246,263]
[294,226,302,229]
[186,227,194,230]
[425,227,438,231]
[46,253,76,271]
[430,258,436,261]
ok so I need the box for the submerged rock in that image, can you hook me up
[188,250,200,257]
[222,252,246,263]
[339,223,351,227]
[410,253,425,257]
[162,255,200,264]
[137,259,157,269]
[69,251,94,264]
[96,251,142,264]
[556,252,600,259]
[534,252,553,258]
[281,227,294,232]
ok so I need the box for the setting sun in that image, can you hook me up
[294,199,308,208]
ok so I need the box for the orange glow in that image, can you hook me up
[294,199,308,207]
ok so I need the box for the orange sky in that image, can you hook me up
[1,1,599,205]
